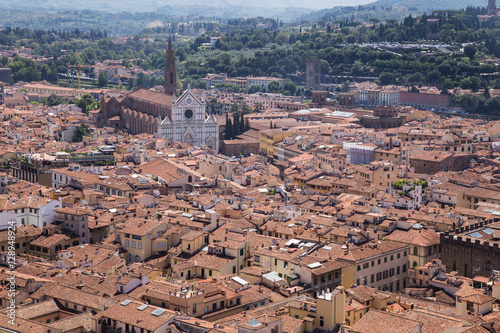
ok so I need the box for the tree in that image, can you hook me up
[442,79,454,90]
[76,93,95,111]
[44,94,63,106]
[379,72,395,85]
[283,81,297,96]
[267,81,280,93]
[224,115,233,140]
[484,87,491,99]
[464,45,476,60]
[232,114,241,137]
[98,72,108,87]
[72,123,91,142]
[230,103,239,114]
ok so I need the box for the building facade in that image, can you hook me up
[158,88,219,151]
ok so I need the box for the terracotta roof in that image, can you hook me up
[126,87,174,106]
[385,228,440,247]
[348,309,422,333]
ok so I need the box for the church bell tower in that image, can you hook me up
[164,36,177,96]
[488,0,497,16]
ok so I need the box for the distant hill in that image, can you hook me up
[302,0,484,22]
[368,0,484,11]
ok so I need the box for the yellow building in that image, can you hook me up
[385,228,441,269]
[116,218,169,263]
[259,129,292,159]
[289,286,346,332]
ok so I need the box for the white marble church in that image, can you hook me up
[158,88,219,151]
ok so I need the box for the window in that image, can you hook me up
[125,240,129,247]
[384,257,387,263]
[132,235,141,240]
[371,274,374,283]
[378,259,381,265]
[131,241,136,248]
[357,265,361,271]
[390,255,393,261]
[404,251,407,257]
[314,279,317,285]
[284,261,288,268]
[240,249,244,256]
[402,264,407,273]
[274,259,277,266]
[357,278,360,286]
[320,316,324,327]
[138,242,142,250]
[371,261,375,267]
[209,270,212,276]
[397,253,400,259]
[192,303,196,314]
[83,306,86,312]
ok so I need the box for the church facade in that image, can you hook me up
[158,88,219,151]
[98,37,219,151]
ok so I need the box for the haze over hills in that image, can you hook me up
[0,0,482,13]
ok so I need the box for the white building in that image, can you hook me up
[158,88,219,151]
[0,197,62,228]
[394,184,424,210]
[246,77,285,92]
[378,90,400,106]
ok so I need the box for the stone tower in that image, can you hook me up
[164,36,177,95]
[306,59,321,91]
[488,0,497,16]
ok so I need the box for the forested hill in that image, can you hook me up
[303,0,485,21]
[370,0,485,11]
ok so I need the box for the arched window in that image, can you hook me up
[188,175,193,182]
[412,261,417,269]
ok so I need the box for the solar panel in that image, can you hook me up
[469,232,482,238]
[121,300,132,306]
[137,304,148,311]
[151,308,166,316]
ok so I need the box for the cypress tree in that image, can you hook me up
[232,114,241,138]
[225,118,233,140]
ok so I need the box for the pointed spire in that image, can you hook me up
[168,36,172,50]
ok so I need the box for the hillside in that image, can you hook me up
[302,0,483,22]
